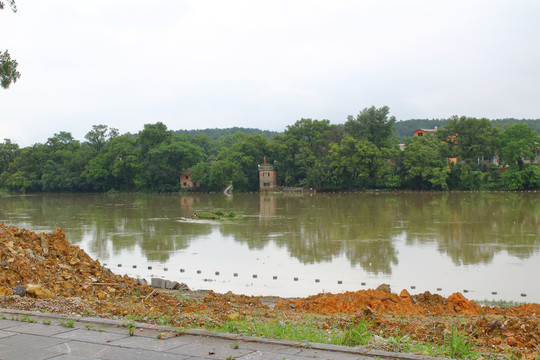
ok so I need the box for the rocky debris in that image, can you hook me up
[12,285,26,296]
[134,278,148,286]
[150,278,190,291]
[0,223,139,297]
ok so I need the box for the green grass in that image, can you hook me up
[386,334,448,357]
[476,299,522,308]
[204,316,482,359]
[207,317,372,347]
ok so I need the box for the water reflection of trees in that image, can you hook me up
[1,192,538,270]
[0,194,212,263]
[219,193,401,274]
[400,192,540,265]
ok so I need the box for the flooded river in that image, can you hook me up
[1,191,538,302]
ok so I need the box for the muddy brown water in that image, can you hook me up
[1,191,538,302]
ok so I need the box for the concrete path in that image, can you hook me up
[0,308,439,360]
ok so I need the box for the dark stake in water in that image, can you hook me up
[1,192,538,301]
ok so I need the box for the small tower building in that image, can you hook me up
[258,159,277,191]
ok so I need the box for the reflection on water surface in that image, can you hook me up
[1,192,539,301]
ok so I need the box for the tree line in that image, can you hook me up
[1,107,539,193]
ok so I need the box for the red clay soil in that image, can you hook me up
[1,222,539,359]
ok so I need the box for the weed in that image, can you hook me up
[0,315,6,319]
[20,315,36,323]
[85,324,95,330]
[176,292,188,301]
[232,342,239,349]
[446,326,477,359]
[42,320,51,325]
[157,330,163,339]
[158,316,171,326]
[123,319,136,336]
[60,319,75,328]
[226,356,236,360]
[338,320,372,346]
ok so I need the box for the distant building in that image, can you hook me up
[413,128,438,137]
[180,170,195,190]
[258,164,277,191]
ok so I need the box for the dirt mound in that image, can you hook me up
[275,289,482,316]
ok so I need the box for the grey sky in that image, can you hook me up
[1,0,539,146]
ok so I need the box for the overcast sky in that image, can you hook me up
[1,0,540,146]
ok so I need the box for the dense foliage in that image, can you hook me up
[1,110,539,193]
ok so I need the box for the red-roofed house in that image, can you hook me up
[413,128,438,137]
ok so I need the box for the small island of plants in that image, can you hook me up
[191,210,238,220]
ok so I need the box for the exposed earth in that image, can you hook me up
[1,222,539,359]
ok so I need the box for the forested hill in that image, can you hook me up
[175,119,540,140]
[394,118,540,138]
[175,127,280,140]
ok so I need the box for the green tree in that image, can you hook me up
[501,165,539,190]
[84,133,138,192]
[271,119,334,187]
[136,124,205,192]
[497,123,540,190]
[1,2,20,89]
[84,125,119,154]
[344,106,396,148]
[0,0,16,11]
[402,134,449,190]
[437,116,499,167]
[137,122,171,157]
[498,123,539,170]
[189,161,210,191]
[0,50,20,89]
[0,143,48,193]
[327,137,382,189]
[209,134,271,192]
[41,132,89,192]
[142,138,205,192]
[0,138,19,174]
[208,159,240,191]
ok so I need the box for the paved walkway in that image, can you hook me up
[0,308,437,360]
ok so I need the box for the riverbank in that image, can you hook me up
[1,222,539,359]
